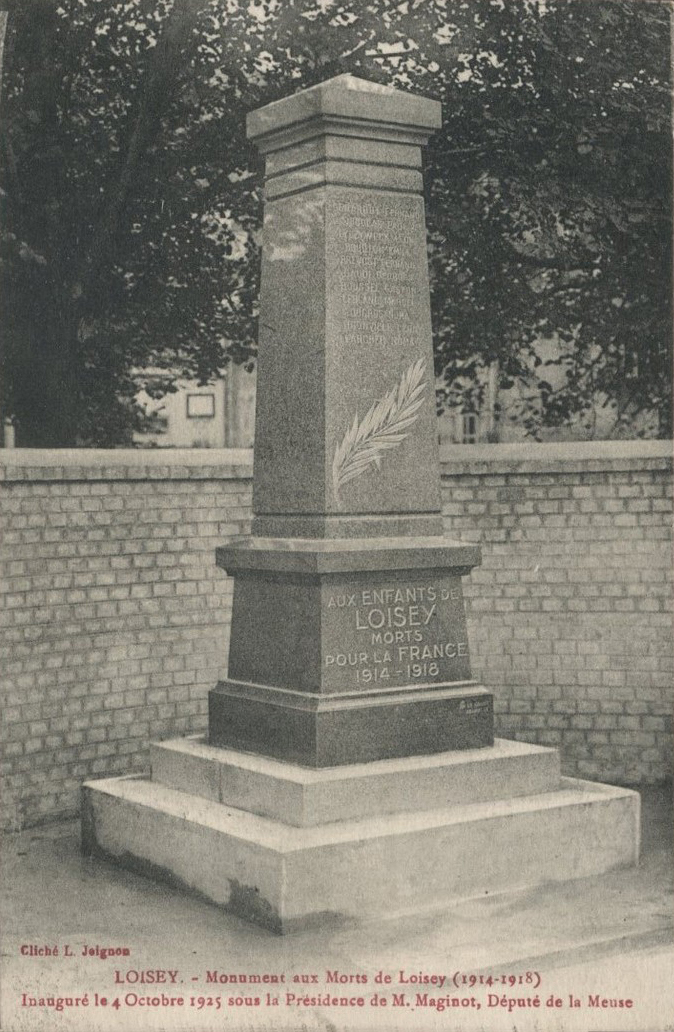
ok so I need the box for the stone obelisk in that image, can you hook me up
[83,75,638,935]
[208,73,493,765]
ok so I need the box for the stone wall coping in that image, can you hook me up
[0,439,671,482]
[0,448,254,481]
[439,439,673,475]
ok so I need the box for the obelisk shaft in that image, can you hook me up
[248,74,444,539]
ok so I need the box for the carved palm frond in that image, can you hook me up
[332,358,427,507]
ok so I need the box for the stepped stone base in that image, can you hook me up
[150,735,559,825]
[82,737,639,934]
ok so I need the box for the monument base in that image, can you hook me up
[210,535,493,763]
[209,681,493,766]
[82,736,639,934]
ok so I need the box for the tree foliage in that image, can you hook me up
[0,0,671,445]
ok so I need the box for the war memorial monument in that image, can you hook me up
[83,74,639,933]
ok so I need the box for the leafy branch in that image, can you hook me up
[332,358,427,507]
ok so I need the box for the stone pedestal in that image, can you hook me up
[82,74,640,933]
[209,538,492,765]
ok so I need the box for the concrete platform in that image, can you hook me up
[150,735,561,825]
[82,760,639,933]
[3,783,671,1032]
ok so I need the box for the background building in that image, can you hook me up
[134,364,256,449]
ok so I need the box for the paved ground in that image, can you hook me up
[1,784,672,1032]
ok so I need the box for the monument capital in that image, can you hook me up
[246,73,442,153]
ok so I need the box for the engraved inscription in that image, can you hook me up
[322,577,472,691]
[327,193,427,349]
[330,198,419,219]
[460,697,490,713]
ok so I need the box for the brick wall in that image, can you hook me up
[1,451,251,831]
[1,441,671,830]
[441,441,673,786]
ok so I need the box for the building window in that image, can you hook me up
[462,412,478,444]
[186,393,215,418]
